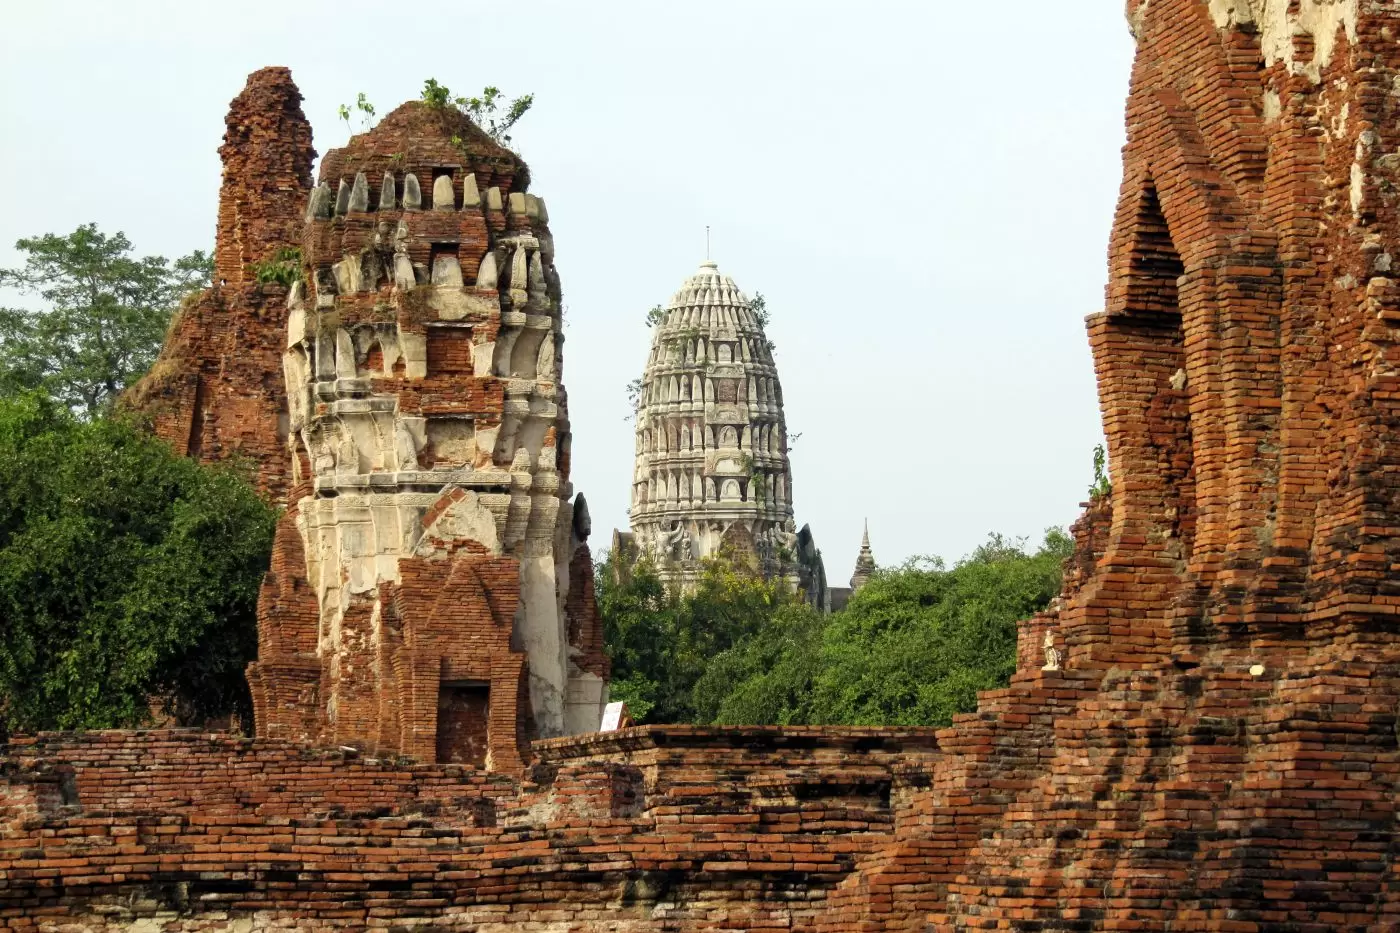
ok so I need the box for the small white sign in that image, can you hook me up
[601,701,630,732]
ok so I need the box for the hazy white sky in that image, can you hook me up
[0,1,1135,573]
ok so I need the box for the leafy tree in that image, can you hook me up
[686,530,1073,728]
[597,549,806,724]
[692,601,825,725]
[0,393,275,733]
[0,225,212,418]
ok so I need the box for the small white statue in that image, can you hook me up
[1042,629,1062,672]
[336,433,359,475]
[394,421,419,471]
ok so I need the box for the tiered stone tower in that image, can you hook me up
[215,93,610,770]
[626,261,826,602]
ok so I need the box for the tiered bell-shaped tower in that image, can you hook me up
[626,261,825,602]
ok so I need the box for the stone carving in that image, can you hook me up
[348,172,370,212]
[656,521,687,562]
[476,251,499,290]
[394,420,419,471]
[305,184,331,221]
[432,174,454,211]
[775,519,799,557]
[335,431,358,475]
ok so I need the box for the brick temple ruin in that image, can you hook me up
[10,0,1400,926]
[131,68,609,768]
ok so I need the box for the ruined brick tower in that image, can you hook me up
[624,261,828,605]
[814,1,1400,927]
[127,71,610,769]
[246,96,610,769]
[127,67,315,502]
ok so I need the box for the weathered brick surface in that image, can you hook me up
[823,2,1400,929]
[238,92,608,764]
[0,727,938,930]
[124,67,315,503]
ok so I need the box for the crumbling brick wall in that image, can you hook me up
[124,67,315,503]
[0,727,939,930]
[820,2,1400,929]
[245,88,608,766]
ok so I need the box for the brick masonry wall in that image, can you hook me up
[824,2,1400,929]
[0,727,938,930]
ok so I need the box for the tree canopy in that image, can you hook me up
[601,531,1072,728]
[0,224,211,418]
[596,551,815,724]
[0,393,275,732]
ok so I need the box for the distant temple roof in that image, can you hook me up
[850,519,876,591]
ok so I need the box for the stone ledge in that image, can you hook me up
[531,724,942,761]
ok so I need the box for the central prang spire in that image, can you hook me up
[622,259,828,608]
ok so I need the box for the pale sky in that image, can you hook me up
[0,1,1135,573]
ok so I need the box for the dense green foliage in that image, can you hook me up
[0,224,212,418]
[600,531,1071,728]
[0,393,276,732]
[597,552,813,724]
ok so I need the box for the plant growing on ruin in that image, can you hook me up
[750,292,770,329]
[421,79,534,149]
[250,247,303,288]
[0,224,212,418]
[645,304,666,328]
[625,377,644,422]
[731,452,769,506]
[750,292,777,353]
[338,92,376,133]
[1089,444,1111,499]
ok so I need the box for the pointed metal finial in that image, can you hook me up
[706,225,711,261]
